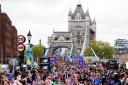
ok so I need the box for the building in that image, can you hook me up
[0,5,17,64]
[48,3,96,56]
[114,39,128,53]
[113,53,128,64]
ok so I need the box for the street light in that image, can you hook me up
[27,30,32,44]
[26,30,34,71]
[118,51,122,64]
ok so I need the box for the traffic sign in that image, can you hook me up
[17,44,26,52]
[9,59,18,67]
[17,35,26,43]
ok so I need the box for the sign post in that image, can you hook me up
[17,35,26,71]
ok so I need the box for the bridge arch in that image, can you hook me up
[47,42,73,57]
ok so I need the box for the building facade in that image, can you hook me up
[114,39,128,53]
[113,53,128,64]
[48,3,96,56]
[0,5,17,64]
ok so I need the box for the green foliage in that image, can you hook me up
[84,41,115,59]
[25,49,28,57]
[32,45,45,58]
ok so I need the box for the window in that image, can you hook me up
[81,41,83,44]
[72,32,74,36]
[66,38,70,41]
[77,31,80,36]
[83,33,84,36]
[77,39,80,43]
[75,13,81,20]
[55,37,58,41]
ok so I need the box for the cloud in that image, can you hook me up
[1,0,128,46]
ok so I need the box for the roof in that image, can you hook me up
[53,31,70,33]
[85,9,89,16]
[71,4,85,19]
[68,10,72,16]
[92,18,96,24]
[52,31,71,38]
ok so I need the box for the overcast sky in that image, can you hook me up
[1,0,128,47]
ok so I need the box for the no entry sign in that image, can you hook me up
[17,35,26,43]
[17,44,26,52]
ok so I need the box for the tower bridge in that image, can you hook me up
[47,3,96,57]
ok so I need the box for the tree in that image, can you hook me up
[32,45,45,59]
[84,41,115,59]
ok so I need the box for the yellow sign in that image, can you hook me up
[27,59,31,65]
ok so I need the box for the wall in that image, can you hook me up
[0,13,17,64]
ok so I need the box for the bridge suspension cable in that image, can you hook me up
[91,48,98,58]
[80,26,88,56]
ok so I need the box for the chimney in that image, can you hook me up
[39,39,41,45]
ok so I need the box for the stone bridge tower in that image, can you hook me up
[68,3,96,50]
[47,3,96,57]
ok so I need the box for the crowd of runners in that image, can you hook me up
[0,58,128,85]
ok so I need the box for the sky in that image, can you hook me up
[1,0,128,47]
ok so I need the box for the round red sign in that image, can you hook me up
[17,35,26,43]
[17,44,26,52]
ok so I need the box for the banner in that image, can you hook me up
[50,57,56,68]
[40,58,50,70]
[75,55,84,69]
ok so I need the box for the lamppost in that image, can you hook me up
[118,51,122,64]
[27,30,32,45]
[26,30,34,71]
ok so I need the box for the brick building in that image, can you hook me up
[0,5,17,64]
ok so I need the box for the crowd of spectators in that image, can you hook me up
[0,58,128,85]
